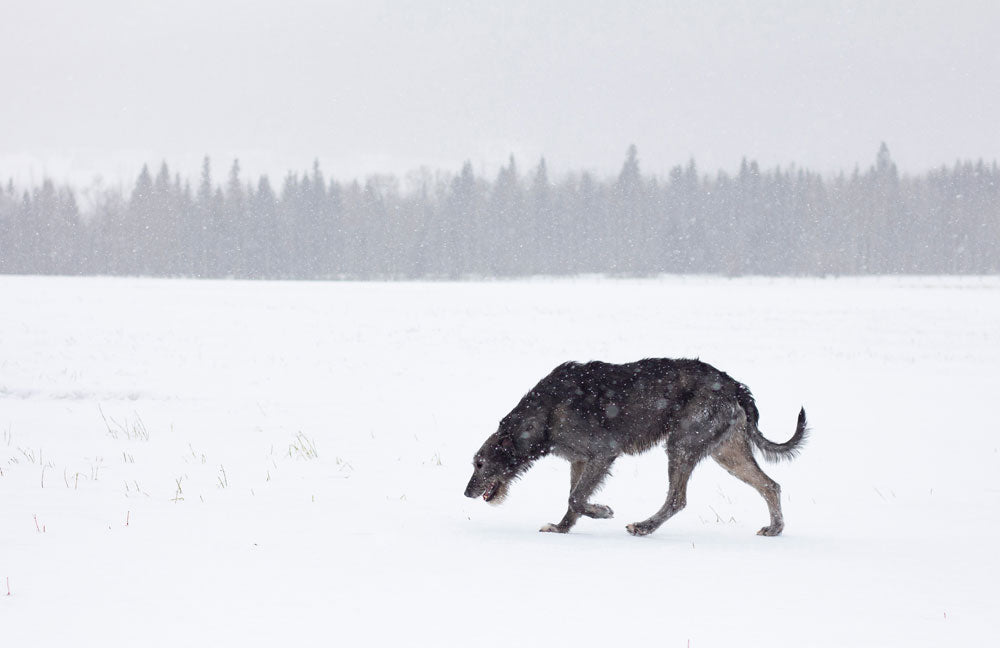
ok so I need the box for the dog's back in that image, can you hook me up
[537,358,749,457]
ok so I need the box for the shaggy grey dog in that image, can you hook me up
[464,359,808,536]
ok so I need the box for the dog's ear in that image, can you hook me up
[515,416,544,450]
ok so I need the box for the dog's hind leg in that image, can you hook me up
[540,458,615,533]
[712,435,784,536]
[625,451,695,537]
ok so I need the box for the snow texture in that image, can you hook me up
[1,275,998,646]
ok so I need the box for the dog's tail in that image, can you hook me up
[736,383,809,462]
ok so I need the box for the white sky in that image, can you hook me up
[2,0,998,187]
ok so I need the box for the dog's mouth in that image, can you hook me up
[483,480,501,502]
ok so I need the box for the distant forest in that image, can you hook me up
[1,144,997,278]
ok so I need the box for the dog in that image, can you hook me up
[464,358,808,536]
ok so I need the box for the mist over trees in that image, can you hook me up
[1,144,997,278]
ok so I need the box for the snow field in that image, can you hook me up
[1,275,998,646]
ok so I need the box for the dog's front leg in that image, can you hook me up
[540,457,614,533]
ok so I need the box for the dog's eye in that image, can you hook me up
[475,460,484,469]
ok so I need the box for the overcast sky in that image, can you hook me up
[2,0,997,187]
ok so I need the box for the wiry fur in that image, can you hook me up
[464,358,810,537]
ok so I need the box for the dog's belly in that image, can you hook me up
[549,417,668,461]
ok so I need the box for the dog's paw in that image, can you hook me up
[626,521,655,537]
[539,523,569,533]
[584,504,614,519]
[756,525,783,537]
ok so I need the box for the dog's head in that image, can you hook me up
[464,405,549,505]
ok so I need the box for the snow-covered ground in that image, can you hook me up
[1,275,998,646]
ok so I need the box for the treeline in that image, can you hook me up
[0,144,997,278]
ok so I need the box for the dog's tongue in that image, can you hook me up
[483,482,498,501]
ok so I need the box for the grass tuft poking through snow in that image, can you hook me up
[99,405,150,442]
[288,432,318,460]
